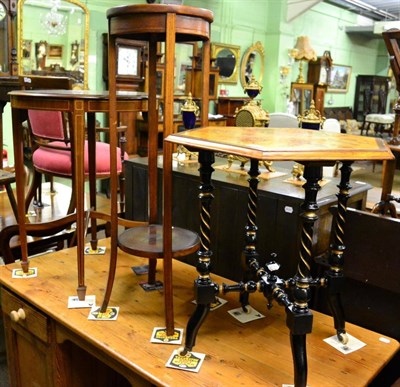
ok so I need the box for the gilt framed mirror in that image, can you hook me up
[17,0,89,89]
[212,43,240,84]
[240,41,265,88]
[0,0,18,77]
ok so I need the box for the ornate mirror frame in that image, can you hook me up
[0,0,18,77]
[240,41,265,89]
[17,0,89,89]
[212,42,240,84]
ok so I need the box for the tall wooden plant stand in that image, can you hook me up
[105,4,214,335]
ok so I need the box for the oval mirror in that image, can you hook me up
[240,41,265,89]
[212,43,240,84]
[17,0,89,89]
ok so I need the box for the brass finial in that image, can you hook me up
[298,100,325,125]
[181,92,200,115]
[244,75,263,98]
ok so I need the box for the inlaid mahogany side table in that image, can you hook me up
[106,4,213,334]
[9,89,148,299]
[164,126,394,386]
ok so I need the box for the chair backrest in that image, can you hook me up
[28,110,66,141]
[322,118,341,133]
[0,213,77,264]
[20,75,73,145]
[268,112,298,128]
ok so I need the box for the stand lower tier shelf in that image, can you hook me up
[118,224,200,259]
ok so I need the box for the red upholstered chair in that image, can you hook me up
[25,109,127,214]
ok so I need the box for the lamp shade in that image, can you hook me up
[293,36,317,62]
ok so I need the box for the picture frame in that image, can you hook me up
[48,45,63,59]
[328,64,352,93]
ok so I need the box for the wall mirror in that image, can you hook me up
[174,42,195,95]
[212,43,240,84]
[240,41,265,88]
[17,0,89,89]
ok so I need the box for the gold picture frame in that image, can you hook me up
[48,44,63,59]
[328,64,352,93]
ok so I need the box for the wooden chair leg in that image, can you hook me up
[49,175,55,193]
[119,133,126,214]
[118,132,127,215]
[5,183,18,219]
[67,184,77,214]
[25,170,43,212]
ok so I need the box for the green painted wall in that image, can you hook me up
[81,0,390,113]
[3,0,392,163]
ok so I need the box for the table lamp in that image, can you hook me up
[293,36,317,83]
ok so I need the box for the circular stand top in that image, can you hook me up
[107,4,213,22]
[107,4,213,42]
[118,224,200,259]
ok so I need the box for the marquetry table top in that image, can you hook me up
[165,126,394,162]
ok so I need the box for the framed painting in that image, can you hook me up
[48,45,63,59]
[328,64,352,93]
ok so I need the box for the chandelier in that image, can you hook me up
[41,0,67,36]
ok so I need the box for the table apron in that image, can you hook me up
[10,97,147,113]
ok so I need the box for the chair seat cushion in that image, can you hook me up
[365,114,394,124]
[32,141,127,177]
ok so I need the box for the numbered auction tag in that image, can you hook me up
[166,350,205,373]
[150,327,183,345]
[12,268,38,278]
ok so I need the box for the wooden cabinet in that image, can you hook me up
[217,97,250,126]
[185,67,219,100]
[124,157,370,281]
[290,82,314,115]
[1,288,132,387]
[353,75,390,122]
[1,288,55,386]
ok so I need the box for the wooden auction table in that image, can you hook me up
[0,239,398,386]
